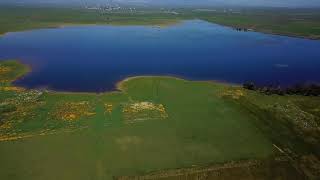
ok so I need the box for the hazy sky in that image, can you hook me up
[2,0,320,7]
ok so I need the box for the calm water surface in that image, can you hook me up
[0,20,320,92]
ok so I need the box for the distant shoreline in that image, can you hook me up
[0,19,319,41]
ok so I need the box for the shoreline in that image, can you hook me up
[14,74,236,95]
[5,61,237,94]
[0,19,319,41]
[4,60,238,94]
[0,20,183,37]
[202,20,320,41]
[115,75,188,91]
[7,61,319,95]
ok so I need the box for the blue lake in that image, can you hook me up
[0,20,320,92]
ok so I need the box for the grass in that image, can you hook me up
[0,6,320,39]
[116,157,305,180]
[192,9,320,39]
[0,60,29,84]
[0,6,186,35]
[0,60,319,179]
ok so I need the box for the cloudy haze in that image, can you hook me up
[1,0,320,7]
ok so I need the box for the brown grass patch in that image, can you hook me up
[0,86,25,92]
[220,88,245,99]
[52,101,95,121]
[0,121,12,130]
[104,103,114,114]
[0,66,11,74]
[0,66,12,82]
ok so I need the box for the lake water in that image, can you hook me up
[0,20,320,92]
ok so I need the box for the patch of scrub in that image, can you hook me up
[219,88,246,100]
[271,102,319,130]
[0,125,88,142]
[0,61,29,83]
[0,90,47,141]
[0,66,11,74]
[51,101,96,121]
[0,86,25,92]
[122,101,168,124]
[104,103,114,114]
[0,90,44,129]
[0,65,15,82]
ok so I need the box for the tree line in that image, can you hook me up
[243,82,320,96]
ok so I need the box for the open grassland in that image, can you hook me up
[0,6,320,39]
[0,60,319,179]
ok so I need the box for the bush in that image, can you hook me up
[243,82,320,96]
[243,82,256,90]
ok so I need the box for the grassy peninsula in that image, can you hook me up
[0,60,319,179]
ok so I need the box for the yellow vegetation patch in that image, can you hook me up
[0,92,45,138]
[105,103,113,114]
[52,101,95,121]
[0,126,88,142]
[220,88,245,99]
[0,66,11,74]
[0,134,35,142]
[0,122,12,129]
[122,101,168,123]
[0,66,13,82]
[0,86,25,92]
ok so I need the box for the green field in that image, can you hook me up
[0,60,319,179]
[0,6,320,39]
[0,6,185,36]
[189,8,320,39]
